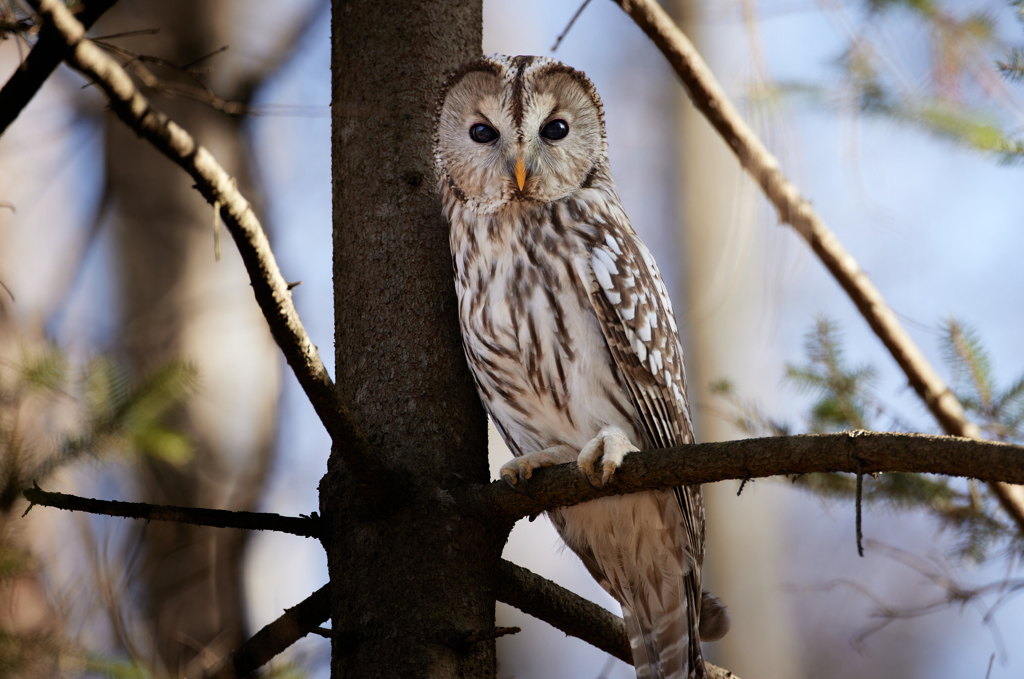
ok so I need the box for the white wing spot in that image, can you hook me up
[637,315,652,342]
[593,247,619,276]
[632,337,648,363]
[605,233,623,255]
[650,349,663,373]
[606,290,622,305]
[592,256,614,290]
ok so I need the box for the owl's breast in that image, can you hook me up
[450,208,638,456]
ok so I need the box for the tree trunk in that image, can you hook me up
[324,0,497,677]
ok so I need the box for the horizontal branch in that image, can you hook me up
[33,0,397,506]
[463,432,1024,523]
[195,584,331,679]
[23,485,321,538]
[495,560,738,678]
[0,0,117,136]
[611,0,1024,534]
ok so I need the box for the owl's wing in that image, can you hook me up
[577,221,693,451]
[575,212,707,673]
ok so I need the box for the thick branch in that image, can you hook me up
[495,560,737,678]
[194,584,331,679]
[33,0,394,505]
[611,0,1024,533]
[23,485,321,538]
[0,0,117,136]
[495,559,630,663]
[463,432,1024,522]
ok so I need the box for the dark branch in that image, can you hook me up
[23,485,321,538]
[194,584,331,679]
[0,0,117,137]
[33,0,397,507]
[610,0,1024,534]
[463,432,1024,523]
[495,559,631,664]
[495,560,738,678]
[186,558,733,679]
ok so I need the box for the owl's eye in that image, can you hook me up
[540,119,569,141]
[469,123,499,144]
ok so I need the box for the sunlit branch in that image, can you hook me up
[611,0,1024,533]
[463,432,1024,523]
[32,0,397,507]
[23,485,321,537]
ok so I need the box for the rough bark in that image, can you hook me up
[324,1,495,677]
[98,1,280,673]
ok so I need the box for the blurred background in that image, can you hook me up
[1,0,1023,677]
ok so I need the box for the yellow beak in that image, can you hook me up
[514,156,526,191]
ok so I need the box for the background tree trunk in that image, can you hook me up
[324,0,497,676]
[668,0,802,676]
[102,1,281,673]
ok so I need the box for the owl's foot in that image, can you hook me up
[577,426,639,489]
[500,445,576,495]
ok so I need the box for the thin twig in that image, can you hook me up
[460,431,1024,523]
[0,0,118,136]
[611,0,1024,535]
[461,626,521,646]
[551,0,593,52]
[194,584,332,679]
[23,484,322,538]
[33,0,397,507]
[855,459,864,557]
[736,469,751,496]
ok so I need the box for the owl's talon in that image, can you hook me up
[577,426,639,489]
[499,445,576,495]
[579,467,602,492]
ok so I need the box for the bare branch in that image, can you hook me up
[463,432,1024,523]
[611,0,1024,533]
[495,559,631,664]
[32,0,397,506]
[22,485,321,538]
[0,0,117,136]
[194,584,331,679]
[551,0,593,52]
[495,560,738,678]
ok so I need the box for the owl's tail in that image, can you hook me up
[620,572,700,679]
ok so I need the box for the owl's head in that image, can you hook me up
[434,55,607,214]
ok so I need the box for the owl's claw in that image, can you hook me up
[577,426,639,489]
[499,445,576,495]
[501,468,530,495]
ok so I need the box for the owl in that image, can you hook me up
[434,55,729,679]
